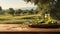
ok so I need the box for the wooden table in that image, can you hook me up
[0,24,59,34]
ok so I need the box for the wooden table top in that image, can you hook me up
[0,24,59,32]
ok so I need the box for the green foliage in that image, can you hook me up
[0,6,5,15]
[8,8,15,16]
[24,0,55,17]
[50,0,60,20]
[15,9,22,16]
[0,6,2,11]
[24,0,55,5]
[24,0,60,22]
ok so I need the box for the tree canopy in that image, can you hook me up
[24,0,60,21]
[24,0,55,14]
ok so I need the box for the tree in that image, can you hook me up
[0,6,2,11]
[50,0,60,20]
[23,10,30,15]
[15,9,22,16]
[24,0,55,17]
[8,8,15,16]
[29,9,34,14]
[34,10,39,14]
[24,0,55,13]
[29,9,38,14]
[0,6,5,15]
[24,0,56,23]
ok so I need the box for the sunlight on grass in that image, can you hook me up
[0,14,42,24]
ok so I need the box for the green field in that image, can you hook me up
[0,14,42,24]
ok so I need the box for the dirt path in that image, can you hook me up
[0,24,59,32]
[0,24,19,31]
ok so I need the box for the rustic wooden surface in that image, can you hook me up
[0,24,59,32]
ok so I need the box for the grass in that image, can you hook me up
[0,14,42,24]
[0,14,57,24]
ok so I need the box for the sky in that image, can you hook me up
[0,0,36,9]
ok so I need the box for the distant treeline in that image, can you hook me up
[0,6,39,16]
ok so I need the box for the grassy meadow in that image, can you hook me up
[0,13,43,24]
